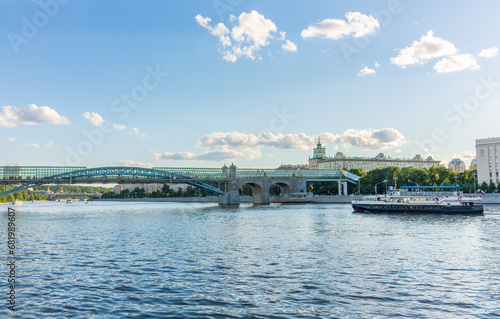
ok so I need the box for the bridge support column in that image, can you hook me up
[218,181,240,205]
[219,164,240,206]
[343,182,348,196]
[291,177,307,195]
[338,182,342,196]
[253,180,270,205]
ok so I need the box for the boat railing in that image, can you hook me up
[396,191,460,197]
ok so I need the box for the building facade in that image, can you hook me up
[469,158,477,170]
[112,183,164,195]
[448,158,466,173]
[475,137,500,184]
[308,139,441,171]
[308,137,327,169]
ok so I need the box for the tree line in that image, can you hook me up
[308,167,495,195]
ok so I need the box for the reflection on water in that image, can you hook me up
[1,201,499,318]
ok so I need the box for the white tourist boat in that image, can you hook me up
[352,186,483,214]
[12,199,23,205]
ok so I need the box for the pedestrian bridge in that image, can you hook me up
[0,165,360,205]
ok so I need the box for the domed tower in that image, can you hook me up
[309,137,327,169]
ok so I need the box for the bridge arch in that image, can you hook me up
[270,181,293,199]
[0,167,225,198]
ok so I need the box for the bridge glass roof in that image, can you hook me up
[0,166,360,182]
[0,166,87,180]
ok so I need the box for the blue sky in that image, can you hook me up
[1,0,499,168]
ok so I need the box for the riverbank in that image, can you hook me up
[94,193,500,204]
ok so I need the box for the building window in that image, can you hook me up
[488,146,491,150]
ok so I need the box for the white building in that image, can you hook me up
[475,137,500,184]
[112,183,164,195]
[309,137,441,171]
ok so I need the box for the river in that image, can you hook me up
[2,201,499,318]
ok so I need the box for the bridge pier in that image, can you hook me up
[218,180,240,205]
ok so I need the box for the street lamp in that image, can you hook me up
[472,173,477,194]
[375,180,387,197]
[408,179,419,186]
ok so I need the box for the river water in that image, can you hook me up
[1,201,499,318]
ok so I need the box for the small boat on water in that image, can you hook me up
[66,198,72,204]
[352,186,483,214]
[12,199,23,205]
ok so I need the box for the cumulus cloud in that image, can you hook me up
[0,104,70,128]
[45,141,55,148]
[196,10,296,62]
[391,30,457,68]
[198,132,260,150]
[82,111,104,127]
[301,12,379,40]
[117,160,153,168]
[26,143,40,148]
[462,150,476,159]
[433,54,480,73]
[198,149,245,161]
[156,129,404,162]
[282,40,297,52]
[113,124,127,130]
[155,151,198,161]
[478,46,498,58]
[341,128,406,150]
[358,66,376,76]
[6,137,15,141]
[131,127,151,139]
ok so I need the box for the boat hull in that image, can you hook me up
[352,204,483,214]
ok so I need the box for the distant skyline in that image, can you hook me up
[1,1,499,168]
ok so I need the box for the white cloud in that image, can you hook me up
[197,149,245,161]
[433,54,480,73]
[26,143,40,148]
[82,111,104,127]
[282,40,297,52]
[196,10,295,62]
[155,151,198,161]
[117,160,153,168]
[198,132,259,150]
[157,128,404,162]
[462,150,476,159]
[358,66,376,76]
[301,12,379,40]
[45,141,55,148]
[260,133,322,150]
[246,148,262,159]
[131,127,151,139]
[478,46,498,58]
[341,128,406,150]
[113,124,127,130]
[375,61,380,67]
[391,30,457,68]
[6,137,15,141]
[0,104,70,128]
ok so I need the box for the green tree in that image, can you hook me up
[480,182,489,193]
[440,178,454,186]
[488,181,496,193]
